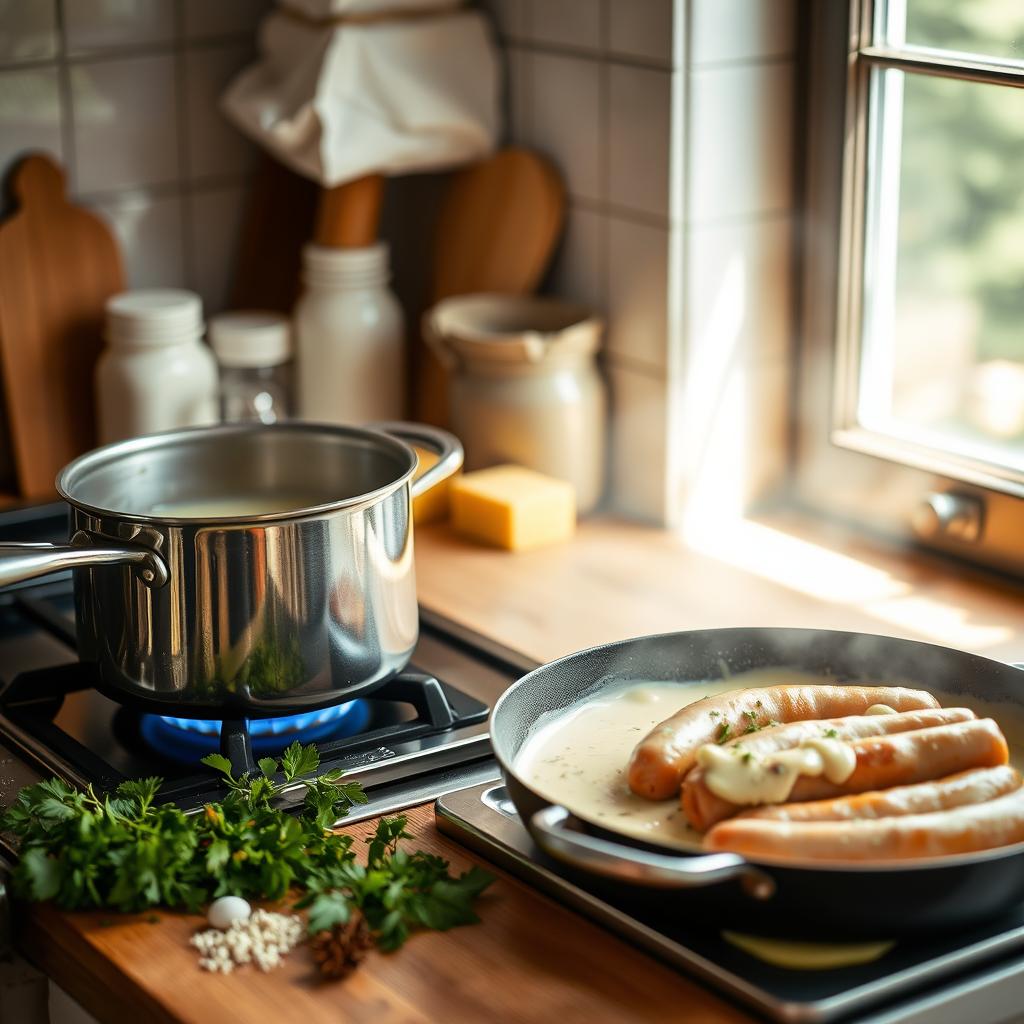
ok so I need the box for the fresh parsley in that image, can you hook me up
[715,721,732,743]
[0,742,492,950]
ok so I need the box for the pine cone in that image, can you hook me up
[310,909,374,979]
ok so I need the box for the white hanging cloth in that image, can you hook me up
[221,0,501,187]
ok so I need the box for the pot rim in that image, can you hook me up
[56,421,417,526]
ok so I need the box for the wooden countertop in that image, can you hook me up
[18,512,1024,1022]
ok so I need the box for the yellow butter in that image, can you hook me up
[450,465,576,551]
[411,445,459,525]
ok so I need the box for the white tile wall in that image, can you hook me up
[64,0,175,55]
[182,0,270,41]
[183,43,257,180]
[688,60,795,222]
[607,0,674,66]
[528,0,601,53]
[90,190,186,288]
[546,204,606,312]
[187,184,249,314]
[0,0,265,317]
[686,214,793,367]
[606,216,669,371]
[690,0,797,66]
[0,66,63,172]
[491,0,799,522]
[607,64,671,218]
[70,54,179,192]
[0,0,57,62]
[524,51,602,202]
[607,360,670,522]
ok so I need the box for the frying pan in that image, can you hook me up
[491,627,1024,937]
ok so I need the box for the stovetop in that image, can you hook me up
[0,505,518,857]
[437,789,1024,1024]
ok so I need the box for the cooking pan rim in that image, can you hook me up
[56,421,416,525]
[493,625,1024,875]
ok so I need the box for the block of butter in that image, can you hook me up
[411,445,460,525]
[450,465,576,551]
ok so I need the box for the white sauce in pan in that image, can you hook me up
[696,736,857,806]
[513,669,1024,851]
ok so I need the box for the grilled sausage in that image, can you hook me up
[740,766,1021,823]
[627,684,940,800]
[704,786,1024,861]
[682,718,1009,831]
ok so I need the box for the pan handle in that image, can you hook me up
[531,805,776,900]
[371,422,464,499]
[0,531,169,590]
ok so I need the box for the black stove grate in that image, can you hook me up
[0,661,488,802]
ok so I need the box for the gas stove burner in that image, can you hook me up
[139,701,372,763]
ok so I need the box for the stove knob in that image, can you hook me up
[912,492,984,543]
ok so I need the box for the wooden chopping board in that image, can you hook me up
[415,148,566,425]
[19,804,745,1024]
[0,154,124,499]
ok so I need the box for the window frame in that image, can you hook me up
[796,0,1024,577]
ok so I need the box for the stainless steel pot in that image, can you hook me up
[0,421,462,717]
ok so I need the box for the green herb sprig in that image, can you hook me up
[1,742,492,950]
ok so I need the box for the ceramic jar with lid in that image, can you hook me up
[96,289,219,444]
[425,294,607,513]
[294,242,405,424]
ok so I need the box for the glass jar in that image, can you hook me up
[425,295,607,513]
[209,312,292,424]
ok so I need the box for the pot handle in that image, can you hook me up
[0,531,169,590]
[372,422,464,499]
[530,805,776,900]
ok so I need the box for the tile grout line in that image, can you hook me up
[173,0,196,290]
[53,0,78,192]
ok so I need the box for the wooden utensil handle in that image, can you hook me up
[314,174,385,248]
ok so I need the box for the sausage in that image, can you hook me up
[740,766,1022,823]
[627,684,940,800]
[680,707,976,823]
[703,786,1024,861]
[709,707,974,760]
[682,718,1009,831]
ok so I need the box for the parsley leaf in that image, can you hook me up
[2,742,491,957]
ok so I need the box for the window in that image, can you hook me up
[798,0,1024,576]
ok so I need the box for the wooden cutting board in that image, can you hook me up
[415,148,566,425]
[0,154,124,499]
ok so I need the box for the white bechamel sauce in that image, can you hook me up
[514,669,832,850]
[696,736,857,806]
[514,673,1024,851]
[865,703,897,715]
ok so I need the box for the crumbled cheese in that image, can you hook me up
[190,908,304,973]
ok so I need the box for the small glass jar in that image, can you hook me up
[209,312,292,424]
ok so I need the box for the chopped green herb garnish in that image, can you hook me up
[767,719,781,728]
[1,741,492,951]
[823,728,839,739]
[741,751,753,763]
[709,710,721,718]
[716,721,732,743]
[742,709,761,734]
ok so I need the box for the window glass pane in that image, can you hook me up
[859,70,1024,473]
[884,0,1024,64]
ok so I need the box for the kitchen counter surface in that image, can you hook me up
[19,512,1024,1022]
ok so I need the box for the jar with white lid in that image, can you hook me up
[96,289,218,444]
[294,242,405,424]
[425,294,607,513]
[209,311,292,424]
